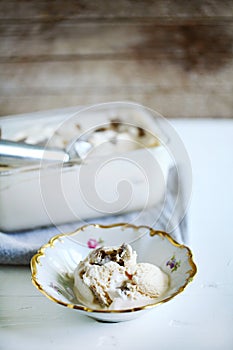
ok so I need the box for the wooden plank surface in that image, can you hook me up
[0,0,233,20]
[0,0,232,118]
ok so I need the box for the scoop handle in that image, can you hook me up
[0,139,69,165]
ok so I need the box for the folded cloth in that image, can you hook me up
[0,167,189,265]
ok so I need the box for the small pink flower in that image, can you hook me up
[87,238,98,249]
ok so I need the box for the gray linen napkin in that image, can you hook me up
[0,167,189,265]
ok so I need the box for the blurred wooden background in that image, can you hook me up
[0,0,232,118]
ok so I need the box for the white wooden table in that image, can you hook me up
[1,119,233,350]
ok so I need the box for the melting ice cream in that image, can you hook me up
[73,243,169,310]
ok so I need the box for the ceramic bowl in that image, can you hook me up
[31,223,197,322]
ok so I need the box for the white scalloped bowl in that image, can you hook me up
[31,223,197,322]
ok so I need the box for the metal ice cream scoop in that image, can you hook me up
[0,137,92,166]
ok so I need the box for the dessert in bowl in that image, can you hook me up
[31,223,197,322]
[73,243,169,311]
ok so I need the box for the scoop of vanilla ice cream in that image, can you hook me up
[76,261,127,307]
[73,243,169,310]
[74,244,137,308]
[132,263,169,297]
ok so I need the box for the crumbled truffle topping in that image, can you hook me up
[88,243,132,267]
